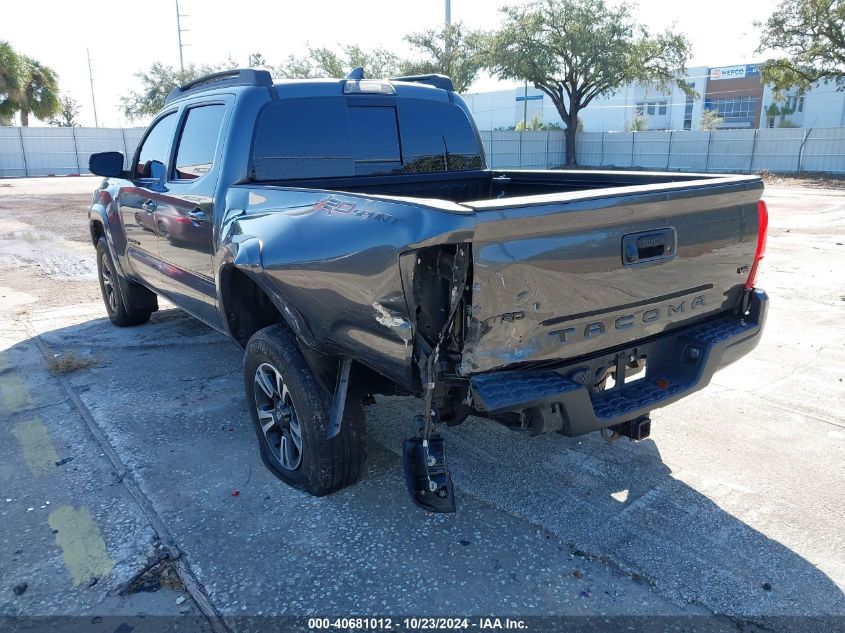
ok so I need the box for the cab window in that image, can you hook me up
[172,104,226,180]
[134,112,177,179]
[250,97,482,181]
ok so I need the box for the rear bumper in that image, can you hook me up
[470,289,768,436]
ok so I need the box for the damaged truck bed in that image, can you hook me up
[87,68,768,512]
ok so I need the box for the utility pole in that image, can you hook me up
[175,0,189,72]
[86,48,99,128]
[445,0,452,56]
[523,80,529,128]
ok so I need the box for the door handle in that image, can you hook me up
[141,199,157,213]
[187,209,208,223]
[622,228,676,265]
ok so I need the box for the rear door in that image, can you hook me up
[155,100,229,327]
[463,181,763,374]
[118,111,178,291]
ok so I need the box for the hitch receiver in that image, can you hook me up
[613,415,651,441]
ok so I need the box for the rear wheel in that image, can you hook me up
[244,325,367,496]
[96,238,153,327]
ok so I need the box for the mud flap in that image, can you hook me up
[402,434,456,513]
[117,275,158,313]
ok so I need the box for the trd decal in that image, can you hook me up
[312,198,400,225]
[483,311,525,325]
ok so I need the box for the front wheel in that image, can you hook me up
[96,238,153,327]
[156,221,174,244]
[244,325,367,496]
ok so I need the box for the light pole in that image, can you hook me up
[175,0,189,72]
[86,48,99,128]
[523,80,528,127]
[445,0,451,55]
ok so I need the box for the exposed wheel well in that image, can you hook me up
[223,267,403,406]
[90,220,105,247]
[221,267,284,347]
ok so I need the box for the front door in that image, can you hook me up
[156,102,228,327]
[118,110,178,291]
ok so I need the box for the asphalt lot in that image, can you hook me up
[0,176,843,631]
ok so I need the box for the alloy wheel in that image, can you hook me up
[253,362,303,470]
[101,253,117,313]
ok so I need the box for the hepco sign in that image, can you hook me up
[710,64,760,80]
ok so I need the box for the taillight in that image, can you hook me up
[745,199,768,289]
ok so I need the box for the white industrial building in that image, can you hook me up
[462,64,845,132]
[760,84,845,129]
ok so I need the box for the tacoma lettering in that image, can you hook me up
[550,295,707,344]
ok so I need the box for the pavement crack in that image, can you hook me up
[24,320,231,633]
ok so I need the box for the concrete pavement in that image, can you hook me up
[0,178,843,631]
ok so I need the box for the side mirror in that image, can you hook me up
[148,160,166,182]
[89,151,125,178]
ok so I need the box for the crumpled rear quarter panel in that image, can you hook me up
[232,187,473,389]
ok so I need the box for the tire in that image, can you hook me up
[244,325,367,496]
[156,221,173,244]
[96,238,153,327]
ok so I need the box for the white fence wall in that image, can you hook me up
[484,127,845,174]
[2,125,845,177]
[0,127,145,178]
[478,130,566,170]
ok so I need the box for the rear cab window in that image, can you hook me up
[172,104,226,180]
[397,100,483,173]
[251,97,482,181]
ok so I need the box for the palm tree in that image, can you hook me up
[15,56,60,126]
[0,41,22,124]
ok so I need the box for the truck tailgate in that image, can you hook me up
[462,179,763,374]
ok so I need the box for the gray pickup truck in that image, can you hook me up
[87,68,768,512]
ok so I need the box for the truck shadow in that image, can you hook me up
[18,308,845,624]
[444,425,845,621]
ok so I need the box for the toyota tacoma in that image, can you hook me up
[87,68,768,512]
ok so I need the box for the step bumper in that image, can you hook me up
[469,290,768,435]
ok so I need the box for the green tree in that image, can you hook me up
[0,42,23,124]
[483,0,692,164]
[700,108,723,130]
[120,59,238,120]
[756,0,845,96]
[625,113,649,131]
[48,95,81,127]
[248,52,267,67]
[274,45,402,79]
[0,50,60,126]
[401,22,485,92]
[515,114,565,131]
[764,100,796,127]
[15,57,61,126]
